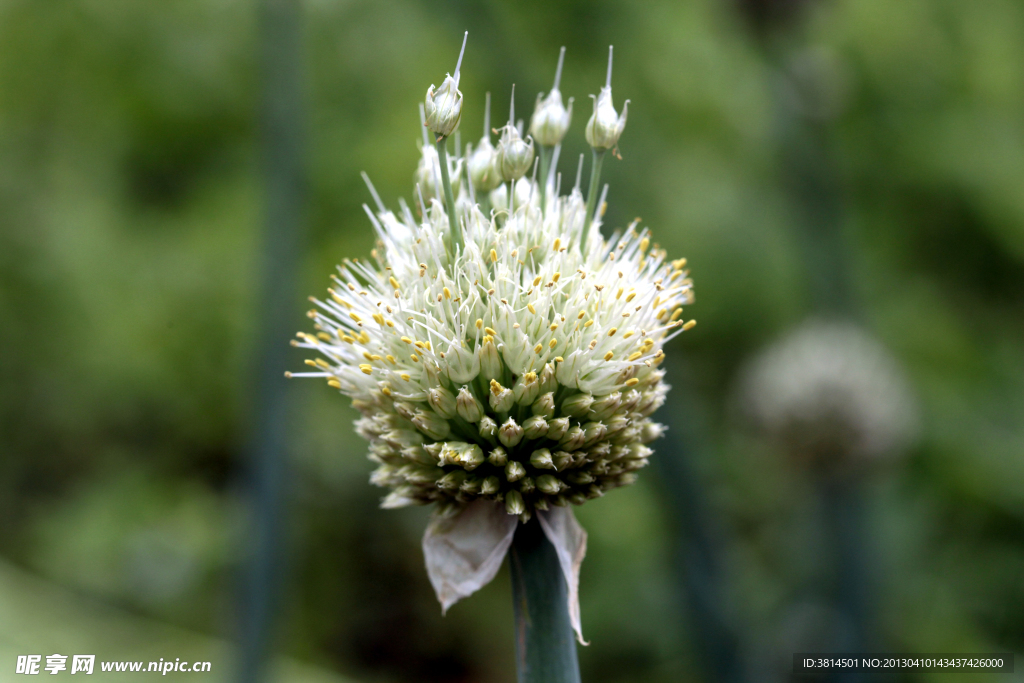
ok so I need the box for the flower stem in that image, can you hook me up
[510,519,581,683]
[583,148,606,243]
[436,135,461,252]
[539,144,551,210]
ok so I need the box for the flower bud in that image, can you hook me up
[468,138,502,193]
[522,415,549,440]
[583,421,608,447]
[560,424,586,451]
[400,464,445,485]
[546,417,570,441]
[505,460,526,482]
[455,443,486,470]
[562,392,594,418]
[620,388,642,414]
[585,47,628,151]
[538,362,558,394]
[530,90,573,147]
[424,32,467,139]
[411,408,451,440]
[568,491,589,506]
[489,379,515,413]
[566,470,595,486]
[498,417,524,447]
[481,476,501,495]
[496,124,535,182]
[437,469,468,491]
[456,386,484,423]
[487,446,508,467]
[605,415,630,436]
[552,450,574,471]
[530,448,555,470]
[381,486,420,509]
[479,416,498,440]
[513,371,541,405]
[640,422,665,443]
[427,386,457,419]
[505,489,525,515]
[591,391,622,421]
[460,476,482,495]
[393,401,416,420]
[479,338,502,381]
[532,392,556,418]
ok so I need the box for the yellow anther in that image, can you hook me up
[628,351,643,361]
[528,304,536,314]
[608,327,618,336]
[490,249,498,262]
[475,319,483,329]
[625,292,636,303]
[414,341,426,349]
[683,319,697,331]
[552,272,560,282]
[670,270,683,281]
[577,311,586,319]
[389,276,400,289]
[625,377,640,387]
[327,379,342,389]
[549,323,558,331]
[381,386,393,396]
[670,308,683,321]
[549,338,558,349]
[304,359,317,367]
[359,364,373,375]
[657,308,668,320]
[552,238,561,251]
[483,335,494,344]
[316,359,331,369]
[616,287,624,300]
[358,331,370,343]
[623,331,634,339]
[524,372,538,383]
[386,355,396,364]
[489,379,504,394]
[533,276,542,287]
[640,237,650,253]
[443,287,451,299]
[554,356,564,362]
[424,341,431,350]
[485,327,497,336]
[362,352,374,361]
[534,343,543,354]
[386,320,394,327]
[603,351,614,361]
[400,373,411,381]
[410,353,420,362]
[584,320,594,328]
[349,312,361,322]
[672,258,687,269]
[317,332,331,341]
[372,313,384,325]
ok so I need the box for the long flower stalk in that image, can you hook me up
[511,521,582,683]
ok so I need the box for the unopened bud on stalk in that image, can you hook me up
[532,391,556,418]
[411,409,451,440]
[496,85,535,182]
[585,46,629,151]
[523,415,549,440]
[468,93,503,193]
[498,418,524,447]
[487,446,508,466]
[427,386,457,419]
[562,392,595,417]
[456,386,484,423]
[546,417,570,441]
[505,489,525,515]
[513,371,541,405]
[479,416,498,440]
[479,338,502,381]
[530,448,556,470]
[530,46,573,147]
[424,32,468,138]
[505,460,526,482]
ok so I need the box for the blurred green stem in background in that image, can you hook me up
[238,0,305,680]
[538,145,551,208]
[510,520,581,683]
[583,149,605,239]
[435,136,461,253]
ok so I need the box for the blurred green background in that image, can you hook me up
[1,0,1022,681]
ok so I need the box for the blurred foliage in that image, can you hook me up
[0,0,1022,682]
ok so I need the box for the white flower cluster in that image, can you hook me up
[740,320,918,467]
[290,41,695,520]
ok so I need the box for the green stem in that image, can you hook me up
[583,148,606,242]
[436,136,460,252]
[539,145,551,210]
[510,520,581,683]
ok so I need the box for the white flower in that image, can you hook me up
[291,147,694,519]
[739,320,918,466]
